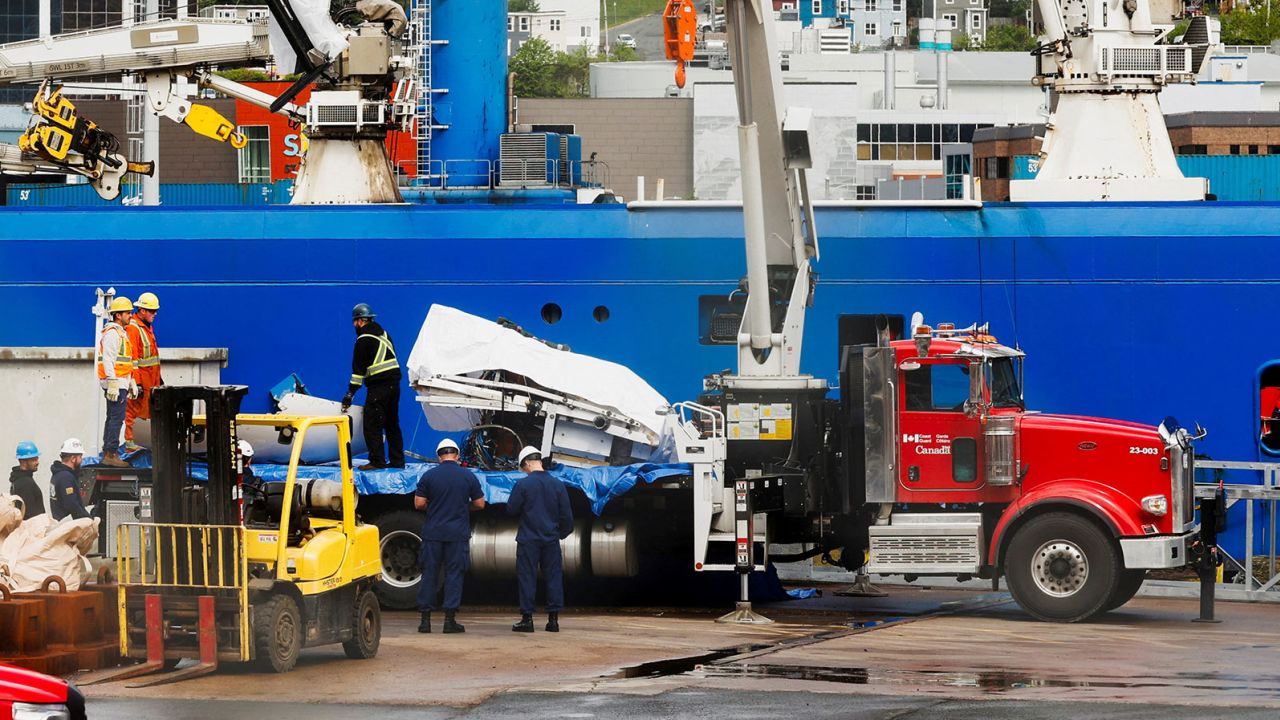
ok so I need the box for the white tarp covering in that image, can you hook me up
[407,305,669,437]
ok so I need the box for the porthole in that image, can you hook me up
[541,303,562,325]
[593,305,610,323]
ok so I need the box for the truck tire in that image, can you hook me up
[1005,512,1119,623]
[253,594,302,673]
[1104,569,1146,612]
[343,589,381,659]
[374,509,426,610]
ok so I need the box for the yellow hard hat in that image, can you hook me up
[135,292,160,311]
[108,297,134,314]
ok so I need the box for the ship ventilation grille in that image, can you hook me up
[499,133,557,187]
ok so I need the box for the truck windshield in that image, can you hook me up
[989,357,1023,409]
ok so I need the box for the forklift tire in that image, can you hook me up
[1103,569,1146,612]
[374,509,426,610]
[253,594,302,673]
[343,590,381,660]
[1005,512,1120,623]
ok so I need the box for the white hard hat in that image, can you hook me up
[237,439,254,458]
[517,446,542,466]
[436,438,459,454]
[59,438,85,456]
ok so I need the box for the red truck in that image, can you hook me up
[0,664,86,720]
[694,318,1199,622]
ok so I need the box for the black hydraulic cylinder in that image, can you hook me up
[1192,486,1227,624]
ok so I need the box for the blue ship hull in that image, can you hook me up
[2,200,1276,551]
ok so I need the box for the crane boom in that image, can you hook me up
[0,19,270,84]
[665,0,819,382]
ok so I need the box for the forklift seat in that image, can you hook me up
[261,481,311,545]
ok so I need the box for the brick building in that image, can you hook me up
[970,123,1041,202]
[1166,112,1280,156]
[517,97,693,200]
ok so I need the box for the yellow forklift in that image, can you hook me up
[86,386,382,686]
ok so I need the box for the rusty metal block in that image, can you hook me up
[0,585,48,655]
[85,583,120,637]
[16,576,104,647]
[0,650,78,676]
[73,638,122,671]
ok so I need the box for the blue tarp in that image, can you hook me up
[182,460,690,517]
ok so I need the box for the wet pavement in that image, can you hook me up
[77,585,1280,717]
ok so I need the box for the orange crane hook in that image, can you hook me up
[663,0,697,88]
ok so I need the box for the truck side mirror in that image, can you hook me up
[965,360,985,419]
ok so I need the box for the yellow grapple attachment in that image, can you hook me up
[183,103,248,149]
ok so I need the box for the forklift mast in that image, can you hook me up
[150,385,248,527]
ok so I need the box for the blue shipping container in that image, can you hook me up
[5,181,294,207]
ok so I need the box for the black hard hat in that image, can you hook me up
[352,303,376,320]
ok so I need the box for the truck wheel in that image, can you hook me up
[1104,569,1146,612]
[374,510,425,610]
[1005,512,1119,623]
[253,594,302,673]
[343,589,381,660]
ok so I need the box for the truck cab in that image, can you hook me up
[857,322,1197,621]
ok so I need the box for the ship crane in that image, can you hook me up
[1011,0,1217,201]
[0,2,415,204]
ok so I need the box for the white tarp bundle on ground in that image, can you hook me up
[406,304,669,438]
[0,496,98,591]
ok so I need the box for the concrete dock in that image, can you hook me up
[77,584,1280,718]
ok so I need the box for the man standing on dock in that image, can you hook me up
[97,296,135,468]
[124,292,161,452]
[414,438,485,634]
[9,441,45,519]
[342,303,405,470]
[509,446,574,634]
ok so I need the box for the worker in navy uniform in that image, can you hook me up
[9,441,46,519]
[508,446,574,633]
[342,303,405,470]
[414,438,485,634]
[49,438,88,521]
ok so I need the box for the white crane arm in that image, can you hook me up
[0,19,270,85]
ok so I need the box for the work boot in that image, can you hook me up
[356,462,385,471]
[100,451,130,468]
[418,612,431,634]
[545,612,560,633]
[442,611,465,634]
[512,614,534,633]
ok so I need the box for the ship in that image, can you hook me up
[0,0,1276,570]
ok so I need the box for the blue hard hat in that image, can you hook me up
[16,441,39,460]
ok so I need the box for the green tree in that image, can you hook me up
[980,24,1037,51]
[510,38,563,98]
[554,46,594,98]
[1220,4,1280,45]
[509,0,541,11]
[952,32,972,51]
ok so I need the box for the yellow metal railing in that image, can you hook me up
[115,523,251,661]
[117,522,247,589]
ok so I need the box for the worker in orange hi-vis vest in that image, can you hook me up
[98,297,135,468]
[123,292,162,452]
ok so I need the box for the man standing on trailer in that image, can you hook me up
[124,292,162,452]
[508,446,574,634]
[414,438,485,634]
[341,303,405,470]
[97,296,135,468]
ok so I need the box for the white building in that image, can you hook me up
[200,4,269,22]
[508,0,600,55]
